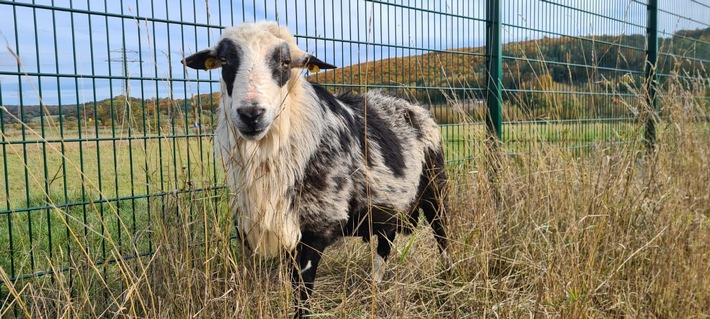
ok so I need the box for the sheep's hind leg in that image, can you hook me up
[290,235,328,319]
[420,198,451,272]
[419,149,451,273]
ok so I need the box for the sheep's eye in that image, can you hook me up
[220,58,228,65]
[270,45,292,86]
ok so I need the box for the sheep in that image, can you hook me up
[182,21,450,318]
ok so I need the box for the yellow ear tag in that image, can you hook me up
[308,64,320,73]
[204,58,218,70]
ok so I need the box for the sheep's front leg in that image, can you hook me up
[374,229,396,283]
[290,235,327,319]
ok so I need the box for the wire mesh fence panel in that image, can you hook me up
[0,0,708,289]
[0,0,228,285]
[311,1,488,163]
[656,0,710,123]
[498,0,649,153]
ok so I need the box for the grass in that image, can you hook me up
[2,8,709,317]
[0,127,221,295]
[440,119,641,161]
[1,120,636,209]
[2,98,709,317]
[0,129,218,207]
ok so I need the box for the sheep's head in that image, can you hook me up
[182,22,336,140]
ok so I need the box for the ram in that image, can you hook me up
[183,21,450,318]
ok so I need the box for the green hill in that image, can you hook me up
[309,27,710,103]
[4,28,708,125]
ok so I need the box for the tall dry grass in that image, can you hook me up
[2,8,709,317]
[2,74,709,318]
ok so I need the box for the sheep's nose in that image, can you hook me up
[237,105,265,124]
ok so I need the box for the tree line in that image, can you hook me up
[3,27,708,126]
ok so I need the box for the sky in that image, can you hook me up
[0,0,708,106]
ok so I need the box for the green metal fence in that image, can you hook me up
[1,0,708,285]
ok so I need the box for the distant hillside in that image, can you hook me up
[309,27,710,103]
[4,27,708,125]
[1,95,214,126]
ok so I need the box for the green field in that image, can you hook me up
[0,120,643,282]
[0,129,218,208]
[2,118,707,318]
[440,119,641,160]
[1,121,641,208]
[0,128,221,281]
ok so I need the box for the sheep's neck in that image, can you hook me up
[231,77,325,256]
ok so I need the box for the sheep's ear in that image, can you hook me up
[265,22,336,72]
[296,54,337,72]
[182,49,221,70]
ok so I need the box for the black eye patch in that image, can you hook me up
[216,40,241,96]
[269,43,291,87]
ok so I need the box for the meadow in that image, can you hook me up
[0,119,638,206]
[1,94,708,318]
[1,14,709,315]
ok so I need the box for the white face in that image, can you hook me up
[182,22,337,140]
[216,38,293,140]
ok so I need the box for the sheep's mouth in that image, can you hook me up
[231,114,270,140]
[239,127,267,139]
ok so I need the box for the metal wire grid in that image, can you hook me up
[0,0,708,285]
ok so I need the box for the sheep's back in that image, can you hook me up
[294,88,442,237]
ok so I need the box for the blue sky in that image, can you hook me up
[0,0,707,106]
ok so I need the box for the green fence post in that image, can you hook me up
[645,0,658,150]
[486,0,503,143]
[486,0,503,209]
